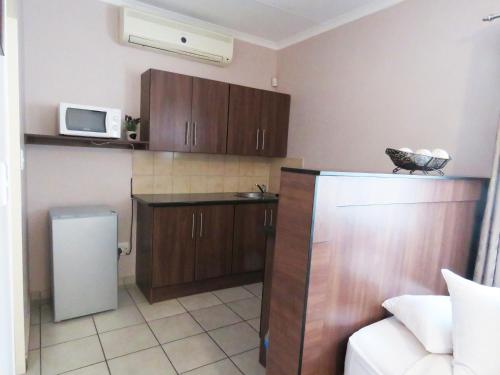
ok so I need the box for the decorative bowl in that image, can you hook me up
[385,148,451,175]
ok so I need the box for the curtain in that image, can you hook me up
[474,125,500,287]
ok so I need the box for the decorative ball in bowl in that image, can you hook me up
[385,148,451,175]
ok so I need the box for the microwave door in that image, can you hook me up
[66,108,108,135]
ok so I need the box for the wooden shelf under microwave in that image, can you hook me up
[24,133,149,150]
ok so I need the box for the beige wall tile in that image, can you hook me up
[206,176,224,193]
[154,152,174,176]
[254,159,271,177]
[224,156,240,176]
[132,176,154,194]
[207,155,225,176]
[223,177,239,192]
[154,176,173,194]
[133,151,154,176]
[190,176,207,193]
[173,153,193,176]
[172,176,191,193]
[238,158,255,177]
[269,175,280,193]
[238,177,255,192]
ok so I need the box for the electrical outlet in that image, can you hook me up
[118,242,130,254]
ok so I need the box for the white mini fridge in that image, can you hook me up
[50,206,118,322]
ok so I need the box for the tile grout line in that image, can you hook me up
[91,315,112,375]
[126,287,180,375]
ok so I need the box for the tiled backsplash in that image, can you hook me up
[132,151,303,195]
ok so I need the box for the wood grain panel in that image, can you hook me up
[267,172,317,375]
[152,206,196,287]
[232,203,268,273]
[227,85,262,156]
[148,70,192,152]
[260,91,290,157]
[195,205,234,280]
[266,170,487,375]
[136,202,153,301]
[191,78,229,154]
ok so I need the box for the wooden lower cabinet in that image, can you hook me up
[152,206,196,287]
[233,203,277,273]
[136,201,273,303]
[195,205,234,280]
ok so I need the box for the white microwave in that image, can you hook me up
[59,103,121,139]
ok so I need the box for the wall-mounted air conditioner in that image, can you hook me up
[120,7,234,66]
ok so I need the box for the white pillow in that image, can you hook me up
[382,295,452,354]
[442,269,500,375]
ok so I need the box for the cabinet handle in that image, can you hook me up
[199,212,203,237]
[191,212,195,239]
[269,208,273,227]
[262,129,266,151]
[185,121,190,145]
[264,209,267,227]
[193,122,197,146]
[256,128,260,150]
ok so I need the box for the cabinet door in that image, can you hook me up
[232,204,268,273]
[260,91,290,157]
[148,70,192,152]
[152,207,196,287]
[227,85,262,156]
[195,205,234,280]
[191,78,229,154]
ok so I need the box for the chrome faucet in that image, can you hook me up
[256,184,267,193]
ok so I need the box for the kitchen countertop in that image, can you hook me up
[133,192,279,207]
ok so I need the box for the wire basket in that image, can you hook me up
[385,148,451,176]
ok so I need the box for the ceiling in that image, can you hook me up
[104,0,406,49]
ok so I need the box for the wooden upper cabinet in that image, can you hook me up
[227,85,290,157]
[142,70,192,152]
[191,78,229,154]
[227,85,263,156]
[152,206,196,287]
[260,91,290,157]
[141,69,290,156]
[194,205,234,281]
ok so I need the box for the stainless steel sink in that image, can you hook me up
[235,192,277,199]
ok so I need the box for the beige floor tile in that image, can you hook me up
[247,318,260,333]
[100,323,157,359]
[41,303,53,323]
[227,298,261,320]
[126,284,148,304]
[41,316,96,347]
[93,305,144,333]
[108,347,175,375]
[26,350,40,375]
[244,283,263,298]
[178,292,222,311]
[41,335,104,375]
[137,299,185,321]
[118,288,134,307]
[208,322,259,356]
[213,287,253,303]
[31,305,41,325]
[149,313,203,344]
[163,333,226,373]
[64,362,109,375]
[29,325,40,350]
[231,348,265,375]
[183,359,242,375]
[191,304,242,331]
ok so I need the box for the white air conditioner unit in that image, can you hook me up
[120,7,233,66]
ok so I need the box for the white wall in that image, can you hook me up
[279,0,500,177]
